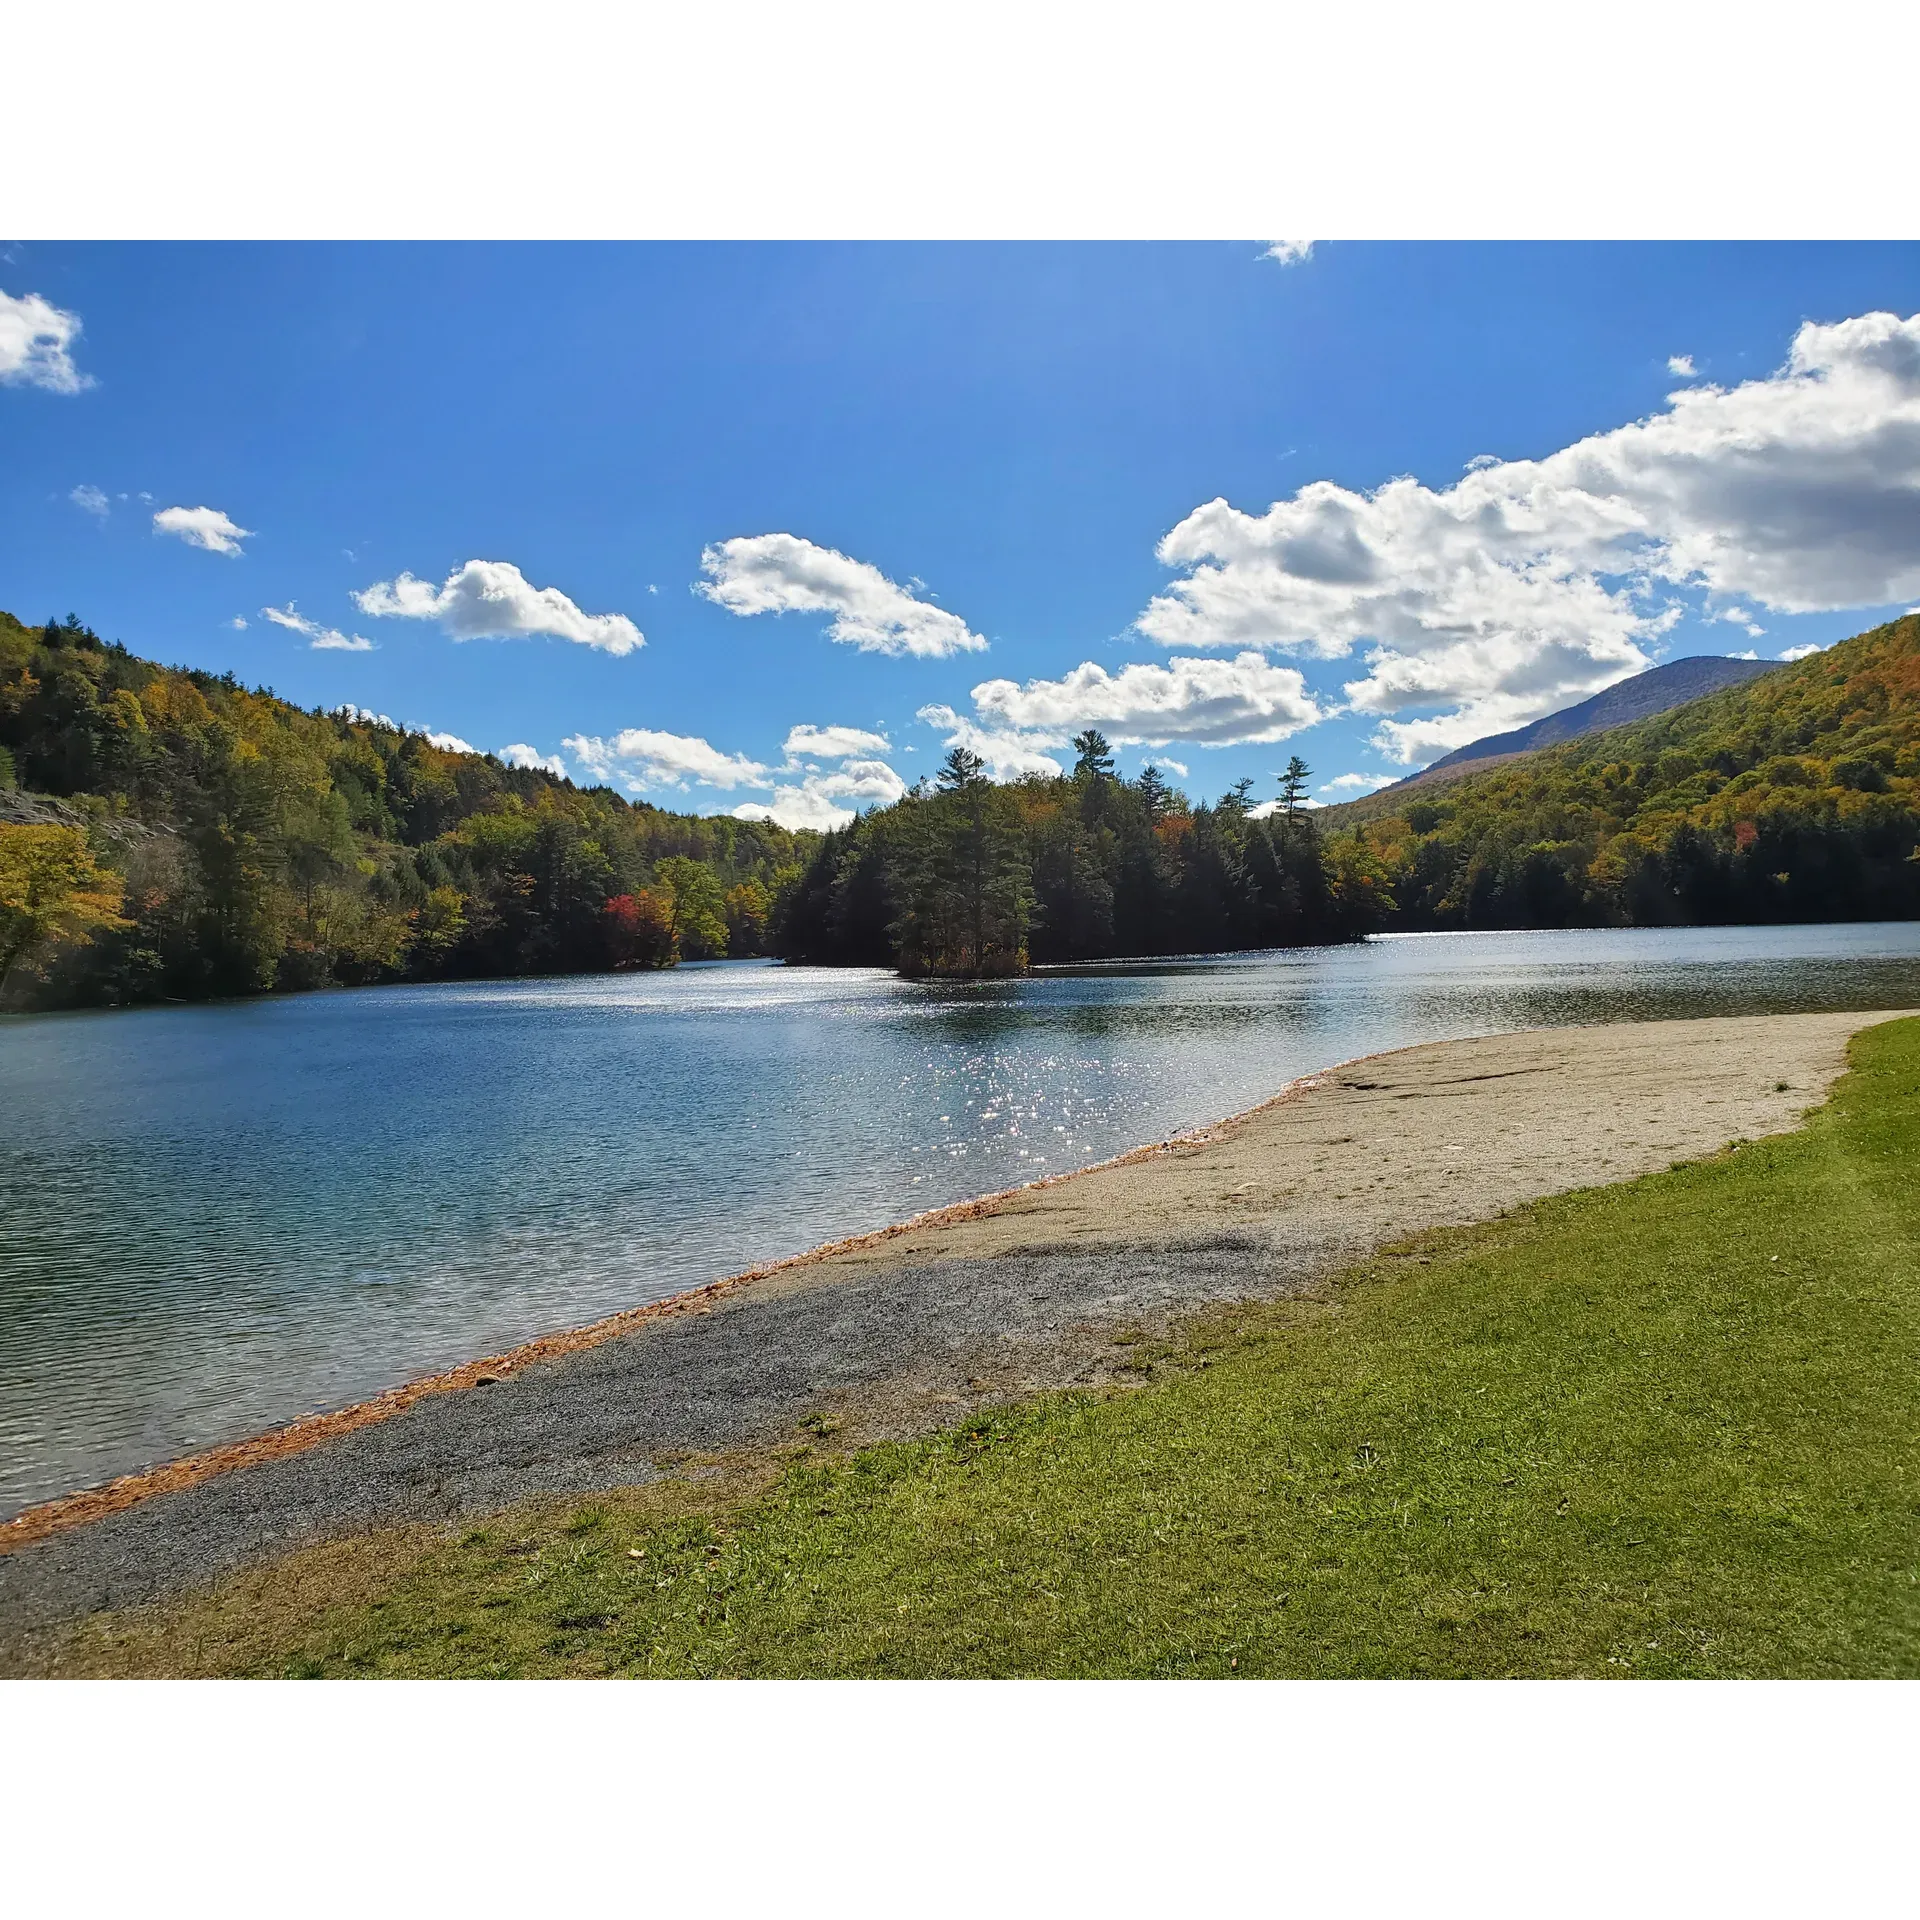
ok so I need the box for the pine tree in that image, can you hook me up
[1278,755,1311,820]
[1072,729,1115,782]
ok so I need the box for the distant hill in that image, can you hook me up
[0,610,815,1009]
[1390,655,1780,793]
[1329,615,1920,929]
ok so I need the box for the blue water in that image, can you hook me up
[5,923,1920,1519]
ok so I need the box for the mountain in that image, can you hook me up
[1389,655,1781,793]
[1329,615,1920,929]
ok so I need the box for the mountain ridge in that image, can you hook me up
[1385,654,1781,795]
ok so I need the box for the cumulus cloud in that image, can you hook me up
[1667,354,1697,377]
[563,728,768,793]
[560,714,907,826]
[734,758,909,833]
[731,791,852,833]
[969,653,1322,747]
[1321,771,1398,793]
[70,484,109,517]
[1264,241,1315,265]
[784,723,891,761]
[420,730,474,753]
[1147,757,1190,778]
[355,560,643,655]
[262,602,375,651]
[916,707,1067,781]
[1778,642,1827,661]
[1711,606,1767,637]
[335,704,399,730]
[498,743,569,778]
[154,505,253,555]
[0,289,92,393]
[1139,310,1920,760]
[227,616,248,630]
[698,534,987,657]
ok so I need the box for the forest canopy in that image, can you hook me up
[1326,614,1920,930]
[0,610,812,1007]
[5,608,1918,1009]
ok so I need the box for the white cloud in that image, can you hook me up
[968,653,1322,747]
[262,602,376,651]
[1711,606,1767,637]
[698,533,987,658]
[1264,242,1315,265]
[1667,354,1697,377]
[734,757,909,833]
[1728,650,1760,661]
[562,721,907,823]
[0,289,92,393]
[732,790,853,833]
[1139,310,1920,761]
[154,505,253,555]
[421,730,474,753]
[1147,756,1190,778]
[1464,453,1501,472]
[70,483,109,517]
[227,616,248,630]
[355,560,643,655]
[805,760,905,805]
[1778,642,1826,661]
[563,727,768,793]
[916,707,1066,781]
[1321,771,1397,793]
[1249,796,1324,818]
[335,704,400,731]
[499,743,569,778]
[784,723,891,761]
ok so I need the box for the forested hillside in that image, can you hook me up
[0,611,812,1008]
[9,607,1917,1010]
[1333,615,1920,928]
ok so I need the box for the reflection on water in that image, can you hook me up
[4,922,1920,1517]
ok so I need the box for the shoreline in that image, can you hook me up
[0,1061,1338,1554]
[4,1007,1912,1611]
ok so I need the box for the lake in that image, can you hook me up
[5,922,1920,1520]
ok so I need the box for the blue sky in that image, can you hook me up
[5,241,1920,825]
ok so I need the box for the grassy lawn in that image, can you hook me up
[62,1017,1920,1679]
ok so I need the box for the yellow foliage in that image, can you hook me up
[0,823,130,989]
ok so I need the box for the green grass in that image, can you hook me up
[64,1018,1920,1678]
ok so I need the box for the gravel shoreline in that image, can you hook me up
[3,1010,1906,1651]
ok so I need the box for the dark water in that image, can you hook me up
[4,922,1920,1519]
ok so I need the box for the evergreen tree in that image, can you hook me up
[1072,729,1116,782]
[1136,763,1171,820]
[1278,755,1312,820]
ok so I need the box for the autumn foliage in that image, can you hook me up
[0,610,810,1008]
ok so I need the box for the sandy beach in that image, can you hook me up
[1,1006,1909,1650]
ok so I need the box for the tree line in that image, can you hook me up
[771,734,1391,972]
[0,611,811,1008]
[9,606,1917,1010]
